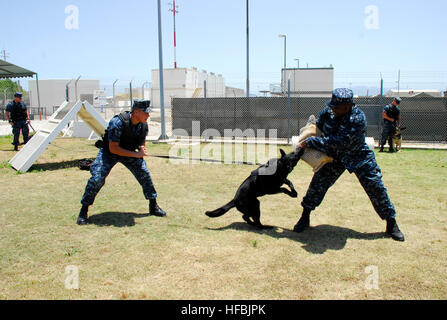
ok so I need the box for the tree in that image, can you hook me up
[0,79,25,106]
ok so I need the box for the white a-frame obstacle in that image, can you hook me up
[9,100,108,173]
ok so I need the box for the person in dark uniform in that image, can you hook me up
[5,92,30,151]
[293,88,405,241]
[76,100,167,225]
[379,97,401,153]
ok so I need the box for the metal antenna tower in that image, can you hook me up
[168,1,179,68]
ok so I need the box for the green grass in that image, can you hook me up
[0,136,446,299]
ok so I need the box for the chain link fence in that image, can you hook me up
[0,106,48,121]
[172,94,447,143]
[1,103,126,122]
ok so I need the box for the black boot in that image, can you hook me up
[386,218,405,241]
[14,144,18,151]
[293,208,311,233]
[149,199,167,217]
[76,205,89,225]
[388,139,395,153]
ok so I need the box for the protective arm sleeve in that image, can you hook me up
[305,116,365,154]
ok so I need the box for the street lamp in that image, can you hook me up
[65,79,73,102]
[278,34,286,93]
[74,75,81,101]
[278,34,286,69]
[112,79,118,104]
[142,81,150,100]
[294,58,300,68]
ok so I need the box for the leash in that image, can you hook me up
[148,154,262,166]
[48,142,98,154]
[27,120,37,132]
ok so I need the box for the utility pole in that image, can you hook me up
[379,73,384,137]
[168,1,179,68]
[129,79,133,108]
[287,78,291,144]
[246,0,250,97]
[158,0,168,140]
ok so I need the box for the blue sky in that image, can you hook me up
[1,0,446,95]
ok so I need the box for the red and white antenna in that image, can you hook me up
[1,49,10,61]
[168,1,179,68]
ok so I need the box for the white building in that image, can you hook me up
[385,89,443,98]
[151,67,242,109]
[28,79,100,114]
[280,67,334,97]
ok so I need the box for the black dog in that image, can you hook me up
[205,148,304,229]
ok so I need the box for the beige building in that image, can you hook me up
[151,67,244,109]
[280,67,334,97]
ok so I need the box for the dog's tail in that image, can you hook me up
[205,200,235,218]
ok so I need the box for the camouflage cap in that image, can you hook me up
[326,88,354,108]
[394,97,402,104]
[132,100,152,113]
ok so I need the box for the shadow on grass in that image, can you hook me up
[0,146,16,152]
[88,211,150,227]
[207,222,388,254]
[0,135,35,151]
[29,158,95,172]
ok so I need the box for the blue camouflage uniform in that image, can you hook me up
[6,100,29,146]
[380,101,401,149]
[80,115,157,206]
[301,89,396,220]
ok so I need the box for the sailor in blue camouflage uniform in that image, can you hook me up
[293,88,405,241]
[379,97,401,152]
[76,100,167,225]
[5,92,30,151]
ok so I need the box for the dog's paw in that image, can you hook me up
[290,191,298,198]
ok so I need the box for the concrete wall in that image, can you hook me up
[225,86,245,97]
[28,79,100,114]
